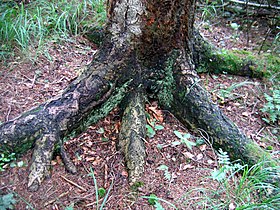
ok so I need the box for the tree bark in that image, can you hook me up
[0,0,274,191]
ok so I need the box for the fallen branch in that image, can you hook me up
[229,0,280,10]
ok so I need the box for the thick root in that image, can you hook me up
[28,133,58,191]
[119,91,147,183]
[28,133,77,191]
[172,79,273,166]
[60,145,77,174]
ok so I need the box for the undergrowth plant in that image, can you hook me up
[173,130,196,150]
[181,149,280,209]
[142,194,178,210]
[0,0,106,58]
[0,153,16,172]
[157,164,172,181]
[0,193,16,210]
[146,113,164,138]
[87,167,113,210]
[198,0,225,21]
[261,89,280,124]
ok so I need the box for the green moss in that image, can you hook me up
[21,105,43,117]
[260,53,280,80]
[130,181,144,191]
[198,49,280,79]
[86,82,129,126]
[63,81,130,141]
[157,53,177,108]
[245,143,276,166]
[16,140,34,154]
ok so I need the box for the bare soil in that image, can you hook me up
[0,13,279,210]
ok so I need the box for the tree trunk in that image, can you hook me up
[0,0,273,191]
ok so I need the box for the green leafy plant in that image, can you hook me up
[148,194,158,205]
[64,203,74,210]
[98,188,106,198]
[181,150,280,209]
[261,89,280,124]
[157,164,171,181]
[88,167,113,210]
[211,149,244,182]
[147,194,164,210]
[146,113,164,138]
[146,124,164,138]
[142,194,178,210]
[0,153,16,171]
[173,131,196,150]
[0,193,17,210]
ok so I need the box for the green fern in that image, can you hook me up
[261,89,280,124]
[0,193,16,210]
[211,149,243,182]
[157,164,171,181]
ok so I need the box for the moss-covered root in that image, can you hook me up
[118,90,147,183]
[172,81,274,167]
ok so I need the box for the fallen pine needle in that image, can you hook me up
[60,175,87,192]
[44,192,69,206]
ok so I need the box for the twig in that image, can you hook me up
[258,28,272,54]
[5,104,12,121]
[229,0,280,10]
[60,175,87,191]
[44,192,69,207]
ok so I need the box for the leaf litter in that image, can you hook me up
[0,15,279,209]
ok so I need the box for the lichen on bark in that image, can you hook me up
[0,0,277,192]
[118,90,146,183]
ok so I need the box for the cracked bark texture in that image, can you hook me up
[119,90,146,183]
[0,0,274,191]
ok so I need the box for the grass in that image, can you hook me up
[87,167,113,210]
[142,194,178,209]
[0,0,106,58]
[180,150,280,209]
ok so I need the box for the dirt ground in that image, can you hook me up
[0,11,279,210]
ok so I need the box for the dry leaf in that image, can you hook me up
[196,153,203,160]
[85,157,95,162]
[199,144,207,151]
[56,156,62,165]
[92,158,102,165]
[207,159,215,165]
[183,151,195,159]
[121,170,128,177]
[226,106,232,111]
[259,142,266,148]
[51,160,57,166]
[242,111,250,117]
[229,203,236,210]
[182,164,194,170]
[147,105,164,123]
[233,102,241,106]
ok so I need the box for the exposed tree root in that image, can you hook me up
[193,31,264,78]
[119,91,147,183]
[0,0,278,192]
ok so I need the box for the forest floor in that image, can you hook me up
[0,12,279,210]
